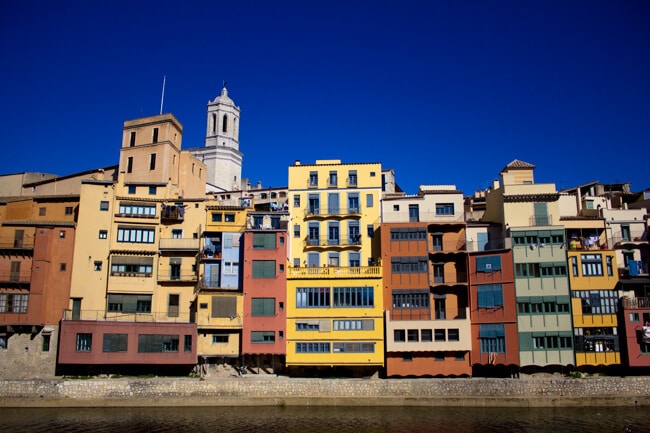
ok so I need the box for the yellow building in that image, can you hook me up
[286,160,384,374]
[60,113,205,374]
[194,205,248,365]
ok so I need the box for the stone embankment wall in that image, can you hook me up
[1,376,649,408]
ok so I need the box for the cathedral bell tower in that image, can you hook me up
[191,85,243,191]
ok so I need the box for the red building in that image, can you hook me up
[468,247,520,376]
[619,278,650,369]
[241,214,287,374]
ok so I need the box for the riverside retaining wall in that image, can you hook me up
[1,376,649,408]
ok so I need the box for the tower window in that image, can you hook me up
[129,131,136,147]
[149,153,156,170]
[212,113,217,134]
[152,128,159,143]
[222,115,228,132]
[127,157,133,173]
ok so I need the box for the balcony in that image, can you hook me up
[161,205,185,223]
[429,238,467,253]
[619,261,649,277]
[158,271,199,283]
[62,309,191,323]
[0,271,31,285]
[530,215,553,226]
[465,239,505,252]
[287,266,381,279]
[429,271,468,287]
[610,230,648,247]
[159,238,200,251]
[622,297,650,309]
[304,207,361,218]
[0,235,35,251]
[304,235,362,248]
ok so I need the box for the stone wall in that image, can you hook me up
[0,327,58,379]
[1,376,650,408]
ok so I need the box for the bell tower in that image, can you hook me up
[191,84,243,191]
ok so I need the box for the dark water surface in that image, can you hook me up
[0,405,646,433]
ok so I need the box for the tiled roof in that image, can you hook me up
[503,159,536,170]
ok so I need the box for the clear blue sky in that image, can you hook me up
[1,1,648,195]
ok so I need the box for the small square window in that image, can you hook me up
[149,186,157,195]
[39,207,46,216]
[629,312,640,322]
[94,261,102,271]
[212,213,222,222]
[370,172,376,177]
[128,186,136,194]
[100,201,109,211]
[225,213,235,222]
[99,230,108,239]
[393,205,399,211]
[60,263,67,271]
[59,231,65,238]
[65,207,73,215]
[42,335,51,352]
[279,264,285,273]
[199,303,208,309]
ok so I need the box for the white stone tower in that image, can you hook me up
[191,85,243,191]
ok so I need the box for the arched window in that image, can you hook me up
[211,113,217,134]
[222,115,228,132]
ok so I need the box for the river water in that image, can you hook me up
[0,405,645,432]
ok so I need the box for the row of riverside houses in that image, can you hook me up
[0,87,648,379]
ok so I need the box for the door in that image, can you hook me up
[409,204,420,222]
[533,202,549,225]
[328,193,339,214]
[72,298,81,320]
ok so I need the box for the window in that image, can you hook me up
[333,287,374,307]
[94,261,102,271]
[252,260,276,278]
[251,298,275,316]
[434,329,446,342]
[212,335,228,344]
[110,257,153,276]
[117,227,155,243]
[65,206,73,215]
[296,287,330,308]
[296,342,330,353]
[448,329,460,341]
[394,329,406,342]
[367,224,374,238]
[333,319,374,330]
[571,256,579,276]
[436,203,454,215]
[348,170,357,186]
[391,257,428,274]
[573,290,618,315]
[390,228,427,241]
[128,186,136,194]
[581,254,603,276]
[225,213,235,222]
[152,128,159,143]
[480,324,505,353]
[60,263,67,271]
[251,331,275,343]
[476,256,501,272]
[222,115,228,132]
[366,193,374,207]
[606,256,613,276]
[184,335,192,353]
[76,333,92,352]
[392,290,430,309]
[393,205,400,211]
[119,204,157,217]
[42,334,50,352]
[294,194,301,207]
[630,312,640,322]
[59,230,65,238]
[0,294,28,313]
[329,171,338,187]
[253,233,276,249]
[149,186,157,195]
[477,284,503,308]
[421,329,432,342]
[407,329,419,342]
[138,334,179,353]
[296,322,320,331]
[211,212,223,222]
[100,201,109,211]
[129,131,136,147]
[127,157,133,173]
[515,263,540,277]
[149,153,156,170]
[309,171,318,187]
[347,193,360,214]
[223,261,239,275]
[103,334,128,352]
[107,294,152,313]
[168,294,179,318]
[333,342,374,353]
[402,352,413,362]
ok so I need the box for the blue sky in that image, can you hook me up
[1,1,648,195]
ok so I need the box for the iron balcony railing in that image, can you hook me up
[304,235,362,248]
[622,297,650,309]
[287,266,381,279]
[62,309,192,323]
[304,207,362,218]
[0,235,36,249]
